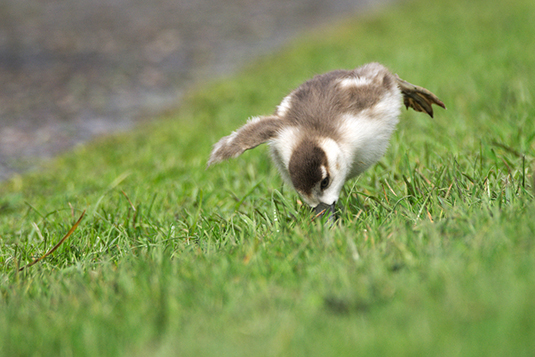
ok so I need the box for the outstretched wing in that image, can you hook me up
[395,75,446,118]
[207,116,283,167]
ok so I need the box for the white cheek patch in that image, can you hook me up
[318,137,346,175]
[320,165,327,179]
[316,137,347,205]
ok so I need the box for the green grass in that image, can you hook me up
[2,0,535,355]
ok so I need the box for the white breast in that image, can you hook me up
[337,90,402,178]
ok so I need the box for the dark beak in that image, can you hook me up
[313,202,336,221]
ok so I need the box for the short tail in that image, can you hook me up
[395,75,446,118]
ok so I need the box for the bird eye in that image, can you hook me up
[320,177,329,190]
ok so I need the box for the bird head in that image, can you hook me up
[287,137,348,216]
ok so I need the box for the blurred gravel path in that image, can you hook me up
[0,0,388,180]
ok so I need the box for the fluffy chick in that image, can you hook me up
[208,63,445,216]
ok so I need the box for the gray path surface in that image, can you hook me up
[0,0,388,180]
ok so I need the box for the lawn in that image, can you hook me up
[1,0,535,355]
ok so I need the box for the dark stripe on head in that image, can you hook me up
[288,139,328,196]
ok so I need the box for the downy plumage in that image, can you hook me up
[208,63,445,217]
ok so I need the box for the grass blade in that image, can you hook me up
[18,210,86,271]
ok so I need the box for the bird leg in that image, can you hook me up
[395,75,446,118]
